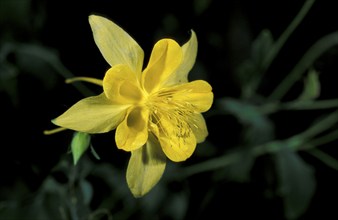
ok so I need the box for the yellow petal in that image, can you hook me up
[163,30,198,86]
[126,135,166,198]
[142,39,183,93]
[156,115,197,162]
[89,15,144,74]
[103,64,143,104]
[166,80,213,112]
[53,93,128,133]
[190,113,208,143]
[115,106,149,151]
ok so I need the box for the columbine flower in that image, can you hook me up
[51,15,213,197]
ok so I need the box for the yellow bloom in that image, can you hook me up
[52,15,213,197]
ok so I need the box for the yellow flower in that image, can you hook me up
[52,15,213,197]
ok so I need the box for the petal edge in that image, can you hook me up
[89,15,144,73]
[53,93,128,133]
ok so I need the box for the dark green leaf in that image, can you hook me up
[164,193,188,220]
[236,29,274,97]
[80,180,93,206]
[251,29,274,67]
[217,98,274,145]
[275,148,316,220]
[214,150,254,182]
[298,68,321,101]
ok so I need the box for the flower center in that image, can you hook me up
[146,88,198,139]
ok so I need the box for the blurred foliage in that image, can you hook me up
[1,0,338,220]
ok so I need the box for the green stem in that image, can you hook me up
[282,99,338,110]
[296,109,338,139]
[268,31,338,101]
[180,151,241,177]
[299,129,338,151]
[260,99,338,114]
[263,0,315,71]
[251,0,315,94]
[308,129,338,147]
[181,110,338,177]
[307,149,338,171]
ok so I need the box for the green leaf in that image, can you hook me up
[164,193,188,220]
[269,31,338,101]
[79,179,93,205]
[275,148,316,220]
[214,150,254,183]
[217,98,274,145]
[298,68,320,101]
[126,136,166,198]
[251,29,274,67]
[71,132,91,165]
[236,29,274,97]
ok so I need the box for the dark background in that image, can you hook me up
[1,0,338,219]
